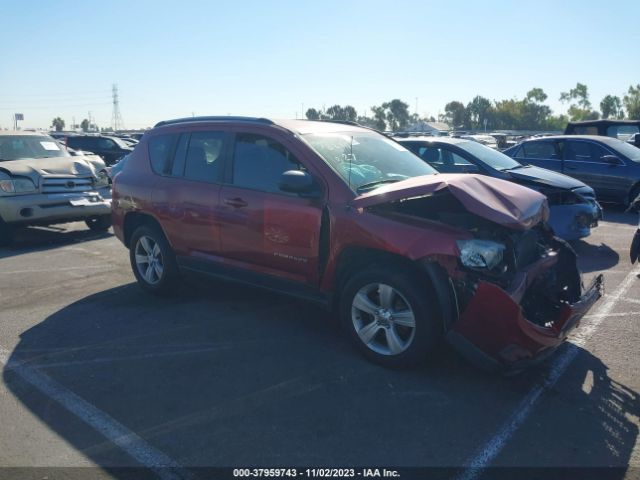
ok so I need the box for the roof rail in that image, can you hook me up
[154,116,274,128]
[317,119,361,127]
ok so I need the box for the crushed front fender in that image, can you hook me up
[447,264,604,373]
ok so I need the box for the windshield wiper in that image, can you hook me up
[356,179,402,194]
[504,164,528,171]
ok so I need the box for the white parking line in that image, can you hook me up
[0,349,191,480]
[0,265,112,275]
[582,311,640,319]
[455,266,640,480]
[8,344,233,370]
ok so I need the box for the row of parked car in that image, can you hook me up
[3,115,638,373]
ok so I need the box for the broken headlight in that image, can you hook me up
[457,239,506,270]
[94,170,110,188]
[0,177,37,194]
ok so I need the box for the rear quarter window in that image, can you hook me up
[518,141,557,159]
[148,134,176,174]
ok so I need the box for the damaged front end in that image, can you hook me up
[447,232,603,373]
[357,175,604,373]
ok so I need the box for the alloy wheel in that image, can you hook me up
[351,283,416,356]
[134,235,164,285]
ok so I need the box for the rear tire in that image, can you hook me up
[85,214,112,232]
[129,224,179,294]
[0,219,13,247]
[339,264,441,368]
[629,185,640,208]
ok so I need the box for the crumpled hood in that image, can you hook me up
[0,156,106,183]
[506,165,586,190]
[351,173,549,230]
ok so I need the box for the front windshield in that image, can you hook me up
[0,135,69,161]
[607,139,640,162]
[456,140,521,171]
[303,131,437,193]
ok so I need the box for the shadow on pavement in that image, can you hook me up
[0,224,112,260]
[601,204,638,226]
[573,240,619,273]
[2,281,638,478]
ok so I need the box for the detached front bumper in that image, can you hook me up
[447,254,604,373]
[0,189,111,225]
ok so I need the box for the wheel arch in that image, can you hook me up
[333,246,457,332]
[122,212,167,249]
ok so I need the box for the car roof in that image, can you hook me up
[393,135,470,145]
[523,135,617,142]
[0,131,52,137]
[567,119,640,127]
[153,116,373,135]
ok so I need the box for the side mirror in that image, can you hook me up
[602,155,621,165]
[278,170,318,196]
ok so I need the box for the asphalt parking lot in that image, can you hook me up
[1,207,639,480]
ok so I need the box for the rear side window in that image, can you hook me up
[564,141,608,163]
[607,125,640,141]
[183,131,225,183]
[572,126,598,135]
[148,134,176,174]
[98,138,117,150]
[416,146,474,173]
[68,137,96,150]
[517,141,557,159]
[232,134,302,193]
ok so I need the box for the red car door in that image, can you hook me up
[152,130,228,257]
[217,130,324,285]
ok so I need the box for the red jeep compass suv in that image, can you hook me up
[112,117,603,372]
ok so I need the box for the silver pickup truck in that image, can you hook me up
[0,131,112,246]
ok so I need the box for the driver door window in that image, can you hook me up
[232,134,303,194]
[418,146,476,173]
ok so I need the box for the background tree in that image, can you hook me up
[371,105,387,130]
[466,96,492,130]
[305,108,320,120]
[375,99,410,131]
[443,101,467,128]
[325,105,358,122]
[80,119,90,132]
[51,117,65,132]
[560,82,599,120]
[623,84,640,119]
[522,88,552,129]
[600,95,624,119]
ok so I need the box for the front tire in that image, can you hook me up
[129,224,179,294]
[340,265,441,368]
[85,214,112,232]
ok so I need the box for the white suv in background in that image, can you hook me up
[0,131,112,245]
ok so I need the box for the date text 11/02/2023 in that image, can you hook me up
[233,468,400,478]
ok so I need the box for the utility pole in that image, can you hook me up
[111,83,125,131]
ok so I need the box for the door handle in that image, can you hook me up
[224,197,248,208]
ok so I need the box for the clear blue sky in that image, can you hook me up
[1,0,638,130]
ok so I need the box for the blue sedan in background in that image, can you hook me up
[396,136,602,241]
[503,135,640,207]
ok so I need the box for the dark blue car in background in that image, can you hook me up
[503,135,640,207]
[396,136,602,241]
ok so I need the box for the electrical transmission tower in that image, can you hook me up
[111,84,125,131]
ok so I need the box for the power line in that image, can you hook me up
[0,102,112,110]
[0,90,111,98]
